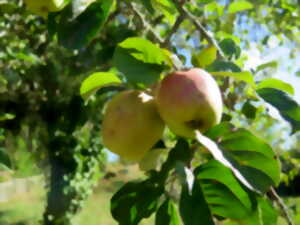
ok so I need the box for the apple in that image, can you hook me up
[102,90,165,162]
[24,0,67,18]
[155,68,223,138]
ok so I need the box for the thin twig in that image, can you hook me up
[162,14,186,48]
[128,2,184,71]
[268,187,295,225]
[172,0,226,59]
[128,2,164,45]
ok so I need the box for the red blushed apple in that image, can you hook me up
[155,68,223,138]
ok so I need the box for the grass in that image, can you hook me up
[0,181,45,225]
[71,162,154,225]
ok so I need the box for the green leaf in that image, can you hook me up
[211,71,255,86]
[140,0,155,14]
[256,61,278,72]
[257,88,300,133]
[155,198,180,225]
[258,197,278,225]
[72,0,98,18]
[118,37,166,65]
[152,139,192,185]
[114,37,167,86]
[167,139,193,165]
[235,197,278,225]
[58,0,115,49]
[204,122,233,140]
[111,181,163,225]
[0,147,11,169]
[198,0,215,4]
[0,113,15,121]
[0,163,10,171]
[195,160,255,219]
[228,1,253,14]
[151,0,177,24]
[192,46,217,68]
[179,180,215,225]
[162,49,183,68]
[197,123,281,194]
[14,52,41,65]
[0,75,7,93]
[219,38,241,59]
[241,101,257,119]
[80,72,122,99]
[205,2,224,18]
[207,60,241,72]
[0,2,18,14]
[256,78,294,95]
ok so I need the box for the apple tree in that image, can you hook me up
[1,0,300,225]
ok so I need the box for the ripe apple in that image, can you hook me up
[102,90,165,162]
[156,68,223,138]
[24,0,67,18]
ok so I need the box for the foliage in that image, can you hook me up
[1,0,300,225]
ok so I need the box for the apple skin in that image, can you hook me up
[24,0,67,18]
[102,90,165,162]
[155,68,223,138]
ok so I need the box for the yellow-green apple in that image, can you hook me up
[156,68,223,138]
[24,0,67,18]
[102,90,165,162]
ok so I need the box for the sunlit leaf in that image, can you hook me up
[211,71,255,86]
[155,198,180,225]
[0,113,15,121]
[205,2,224,18]
[192,46,217,68]
[256,78,294,95]
[114,37,167,86]
[151,0,177,24]
[228,1,253,14]
[256,61,278,72]
[80,72,122,99]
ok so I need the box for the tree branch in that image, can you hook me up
[268,187,295,225]
[162,14,185,48]
[128,2,184,70]
[127,2,164,45]
[172,0,226,59]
